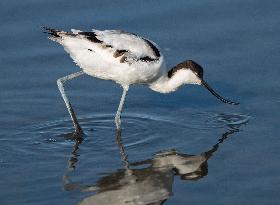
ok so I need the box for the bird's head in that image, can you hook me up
[168,60,239,105]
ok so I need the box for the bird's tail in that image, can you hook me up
[42,27,70,43]
[42,27,62,37]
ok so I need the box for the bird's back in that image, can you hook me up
[45,28,165,85]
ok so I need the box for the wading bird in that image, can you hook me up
[43,27,239,132]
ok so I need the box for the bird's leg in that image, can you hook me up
[57,71,84,133]
[115,85,129,130]
[116,129,129,170]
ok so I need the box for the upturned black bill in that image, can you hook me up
[201,81,239,105]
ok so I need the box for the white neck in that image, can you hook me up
[149,69,200,93]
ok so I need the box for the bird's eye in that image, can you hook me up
[197,71,203,79]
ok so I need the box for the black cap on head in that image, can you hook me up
[168,60,204,79]
[185,60,204,79]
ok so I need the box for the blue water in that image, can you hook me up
[1,0,279,204]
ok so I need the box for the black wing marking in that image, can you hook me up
[79,30,161,63]
[143,38,161,58]
[78,32,103,43]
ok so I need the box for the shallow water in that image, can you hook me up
[1,0,280,204]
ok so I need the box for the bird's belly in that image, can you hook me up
[64,40,165,85]
[83,64,160,85]
[72,52,163,85]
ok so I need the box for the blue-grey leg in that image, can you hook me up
[115,85,129,130]
[116,129,129,170]
[57,71,84,132]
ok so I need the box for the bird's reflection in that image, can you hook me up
[63,127,240,205]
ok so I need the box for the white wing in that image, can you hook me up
[44,27,165,85]
[45,27,161,64]
[91,29,161,62]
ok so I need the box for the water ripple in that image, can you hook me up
[4,112,250,157]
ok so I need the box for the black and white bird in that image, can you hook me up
[43,27,239,132]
